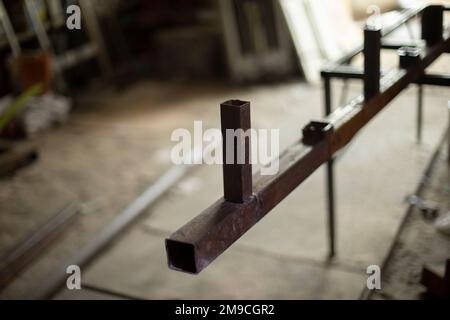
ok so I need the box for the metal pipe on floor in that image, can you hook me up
[29,160,200,299]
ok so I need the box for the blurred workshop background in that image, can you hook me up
[0,0,449,300]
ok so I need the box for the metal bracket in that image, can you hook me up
[302,121,334,146]
[399,46,422,69]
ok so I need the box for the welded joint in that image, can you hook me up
[398,46,423,70]
[364,26,382,101]
[302,121,334,147]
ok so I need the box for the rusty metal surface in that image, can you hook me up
[329,38,450,154]
[220,100,252,204]
[166,140,330,274]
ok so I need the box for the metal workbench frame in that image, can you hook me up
[166,4,450,274]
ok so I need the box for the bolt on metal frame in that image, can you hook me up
[166,4,450,274]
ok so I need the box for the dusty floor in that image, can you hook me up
[368,134,450,300]
[0,51,449,299]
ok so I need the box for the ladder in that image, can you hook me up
[0,0,111,78]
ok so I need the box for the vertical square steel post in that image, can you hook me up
[364,26,381,101]
[220,100,252,203]
[421,5,443,47]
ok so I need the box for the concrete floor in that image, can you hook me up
[369,134,450,300]
[1,53,449,299]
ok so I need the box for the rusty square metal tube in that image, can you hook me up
[364,26,381,101]
[165,140,330,274]
[421,5,443,47]
[220,100,252,204]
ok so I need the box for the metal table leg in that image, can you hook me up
[324,76,336,258]
[417,85,424,143]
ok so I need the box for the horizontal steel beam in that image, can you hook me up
[381,39,425,50]
[416,74,450,86]
[322,66,450,87]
